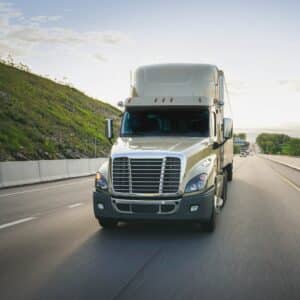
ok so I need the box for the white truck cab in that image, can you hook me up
[94,64,233,232]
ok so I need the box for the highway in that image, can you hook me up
[0,156,300,300]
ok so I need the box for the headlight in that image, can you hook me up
[95,172,108,190]
[185,173,208,193]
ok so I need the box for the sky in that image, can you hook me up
[1,0,300,129]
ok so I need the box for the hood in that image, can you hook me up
[111,137,210,157]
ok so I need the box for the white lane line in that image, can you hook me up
[68,203,83,209]
[276,172,300,193]
[0,217,36,230]
[0,179,92,198]
[262,158,300,193]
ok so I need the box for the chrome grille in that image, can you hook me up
[112,157,181,194]
[163,157,181,193]
[131,158,162,193]
[112,157,130,193]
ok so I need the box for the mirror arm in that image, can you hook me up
[212,138,228,150]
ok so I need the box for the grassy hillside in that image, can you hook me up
[0,62,120,161]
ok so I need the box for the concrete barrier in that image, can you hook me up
[39,160,69,182]
[0,161,40,188]
[0,158,107,188]
[88,158,107,173]
[67,159,90,178]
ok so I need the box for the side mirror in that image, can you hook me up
[223,118,233,139]
[105,119,114,139]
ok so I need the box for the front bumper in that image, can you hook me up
[93,187,214,222]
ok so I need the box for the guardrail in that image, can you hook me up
[0,158,107,188]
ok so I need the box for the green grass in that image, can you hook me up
[0,62,120,161]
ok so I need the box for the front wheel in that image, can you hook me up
[97,217,118,229]
[227,164,233,182]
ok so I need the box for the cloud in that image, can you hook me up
[30,15,62,23]
[0,2,129,58]
[278,80,300,92]
[102,33,122,44]
[226,80,249,95]
[0,2,22,30]
[7,27,78,44]
[6,26,126,46]
[0,2,22,18]
[0,2,21,28]
[0,15,6,27]
[0,41,27,56]
[94,53,107,62]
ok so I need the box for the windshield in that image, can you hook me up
[120,107,209,137]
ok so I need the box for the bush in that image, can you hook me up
[234,145,240,154]
[256,133,299,156]
[282,138,300,156]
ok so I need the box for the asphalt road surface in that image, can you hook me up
[0,156,300,300]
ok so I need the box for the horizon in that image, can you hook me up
[1,0,300,129]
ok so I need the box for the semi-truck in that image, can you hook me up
[93,63,233,232]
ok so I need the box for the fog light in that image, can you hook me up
[190,205,199,212]
[97,203,104,210]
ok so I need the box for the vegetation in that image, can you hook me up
[0,61,120,161]
[256,133,300,156]
[233,132,247,140]
[234,145,241,154]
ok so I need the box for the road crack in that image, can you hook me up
[112,246,163,300]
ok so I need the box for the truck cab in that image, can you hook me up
[93,64,233,232]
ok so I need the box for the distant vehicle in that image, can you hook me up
[93,64,233,232]
[240,152,247,157]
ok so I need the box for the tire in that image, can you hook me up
[227,163,233,182]
[97,217,118,229]
[220,169,228,209]
[202,206,216,233]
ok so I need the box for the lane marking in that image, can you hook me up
[68,203,83,209]
[276,172,300,193]
[0,178,92,198]
[260,157,300,193]
[0,217,36,230]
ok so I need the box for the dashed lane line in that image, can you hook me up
[68,203,84,209]
[0,179,92,198]
[0,217,36,230]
